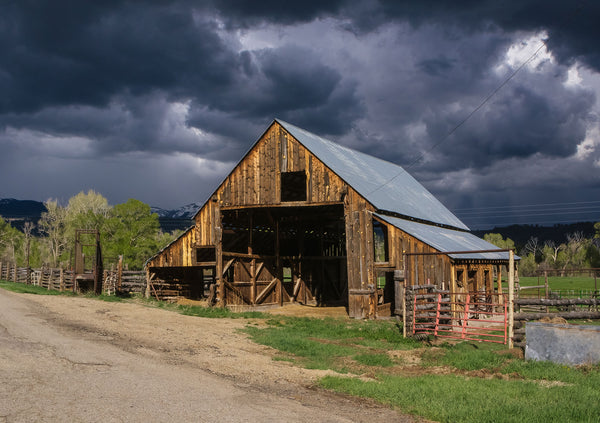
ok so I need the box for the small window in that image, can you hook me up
[281,171,307,202]
[373,220,388,263]
[196,246,216,263]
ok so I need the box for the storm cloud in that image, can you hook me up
[0,0,599,228]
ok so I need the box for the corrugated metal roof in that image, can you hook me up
[277,119,469,230]
[374,213,516,260]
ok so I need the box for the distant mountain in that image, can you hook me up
[151,202,201,219]
[0,198,46,219]
[150,203,200,233]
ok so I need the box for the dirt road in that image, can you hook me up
[0,289,414,422]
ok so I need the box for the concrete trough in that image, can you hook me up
[525,322,600,366]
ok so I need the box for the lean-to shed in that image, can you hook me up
[146,119,516,318]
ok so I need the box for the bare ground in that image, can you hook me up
[0,289,417,422]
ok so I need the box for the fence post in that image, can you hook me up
[461,294,470,339]
[508,250,515,349]
[434,293,441,336]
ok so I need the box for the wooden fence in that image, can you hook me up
[0,261,145,295]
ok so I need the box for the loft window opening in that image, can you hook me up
[373,220,389,263]
[281,171,307,202]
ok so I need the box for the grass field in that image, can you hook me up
[519,276,599,291]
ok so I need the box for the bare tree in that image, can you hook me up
[524,236,539,257]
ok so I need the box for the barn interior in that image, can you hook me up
[219,204,347,307]
[147,204,349,307]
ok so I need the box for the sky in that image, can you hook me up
[1,1,599,230]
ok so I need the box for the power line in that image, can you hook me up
[366,2,588,197]
[452,200,600,212]
[367,38,549,196]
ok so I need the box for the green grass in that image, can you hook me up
[0,280,76,296]
[177,304,268,319]
[519,276,598,291]
[319,371,600,423]
[243,317,419,371]
[244,315,600,422]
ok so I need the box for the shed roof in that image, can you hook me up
[374,213,515,260]
[277,119,468,230]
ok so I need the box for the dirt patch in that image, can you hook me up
[265,303,349,318]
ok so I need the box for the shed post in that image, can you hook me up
[508,250,515,349]
[213,199,224,306]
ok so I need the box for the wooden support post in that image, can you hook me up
[450,263,457,321]
[508,250,515,349]
[276,219,282,306]
[214,200,224,307]
[117,255,123,292]
[402,253,408,338]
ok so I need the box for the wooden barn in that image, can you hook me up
[146,119,516,319]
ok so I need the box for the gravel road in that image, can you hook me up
[0,289,415,422]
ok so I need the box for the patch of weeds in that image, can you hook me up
[273,356,295,363]
[434,342,510,371]
[353,353,394,367]
[178,304,269,319]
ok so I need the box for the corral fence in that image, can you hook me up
[0,261,146,295]
[405,284,508,344]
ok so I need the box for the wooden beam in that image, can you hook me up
[256,278,278,304]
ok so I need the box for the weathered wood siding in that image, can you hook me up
[218,124,348,207]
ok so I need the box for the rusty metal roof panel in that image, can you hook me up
[374,214,514,260]
[277,119,468,230]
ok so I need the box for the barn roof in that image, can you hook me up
[277,119,469,231]
[374,213,515,260]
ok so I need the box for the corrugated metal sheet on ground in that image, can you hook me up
[374,214,514,260]
[277,119,468,231]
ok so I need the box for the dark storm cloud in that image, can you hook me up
[0,0,598,226]
[0,1,237,113]
[0,1,363,156]
[211,0,600,74]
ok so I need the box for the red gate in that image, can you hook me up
[413,292,507,344]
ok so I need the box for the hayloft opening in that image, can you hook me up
[281,171,307,202]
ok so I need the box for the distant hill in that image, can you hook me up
[0,199,46,232]
[472,222,597,251]
[0,198,46,219]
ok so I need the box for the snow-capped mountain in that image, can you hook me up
[151,203,201,219]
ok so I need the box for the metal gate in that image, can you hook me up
[409,287,507,344]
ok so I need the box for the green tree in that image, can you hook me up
[38,199,68,267]
[483,233,516,250]
[595,222,600,239]
[0,216,24,264]
[518,252,537,276]
[103,199,160,270]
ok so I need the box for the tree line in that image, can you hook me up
[484,222,600,276]
[0,190,182,270]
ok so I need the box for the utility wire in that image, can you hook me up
[453,200,600,212]
[367,1,588,197]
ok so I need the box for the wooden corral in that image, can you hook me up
[146,119,517,318]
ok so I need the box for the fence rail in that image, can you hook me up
[0,261,145,295]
